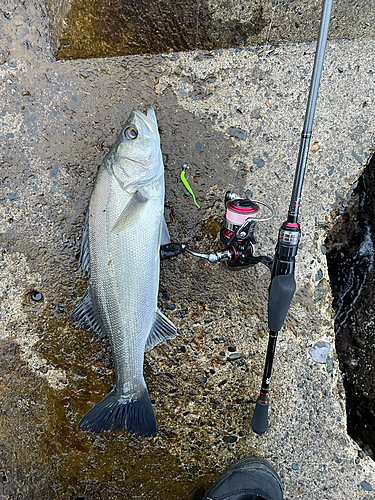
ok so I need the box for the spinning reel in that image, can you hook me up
[161,191,274,270]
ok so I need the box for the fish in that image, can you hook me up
[70,105,177,436]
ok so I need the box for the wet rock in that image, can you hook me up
[223,435,237,443]
[71,366,87,377]
[189,465,201,474]
[309,342,331,363]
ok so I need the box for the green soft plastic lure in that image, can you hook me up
[180,168,200,208]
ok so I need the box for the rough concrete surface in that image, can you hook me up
[1,1,375,499]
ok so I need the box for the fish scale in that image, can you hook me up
[70,106,177,436]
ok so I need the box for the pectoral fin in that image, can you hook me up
[156,217,170,260]
[111,190,148,233]
[161,217,170,245]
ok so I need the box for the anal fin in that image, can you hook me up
[145,308,177,352]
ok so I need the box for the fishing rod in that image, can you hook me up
[161,0,333,434]
[251,0,333,434]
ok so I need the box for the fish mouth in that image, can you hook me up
[130,106,158,135]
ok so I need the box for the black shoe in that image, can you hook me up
[203,456,283,500]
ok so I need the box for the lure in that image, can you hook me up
[180,166,200,208]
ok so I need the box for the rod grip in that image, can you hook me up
[268,273,296,332]
[251,398,269,435]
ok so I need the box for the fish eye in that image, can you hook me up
[124,125,138,140]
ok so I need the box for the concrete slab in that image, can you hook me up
[1,0,375,499]
[44,0,375,59]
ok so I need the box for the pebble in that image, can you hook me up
[7,193,18,202]
[309,341,330,363]
[223,435,237,444]
[326,359,334,374]
[228,345,236,352]
[252,157,265,168]
[292,463,299,470]
[351,150,363,164]
[166,304,176,311]
[189,465,201,474]
[360,481,373,492]
[176,88,188,98]
[250,108,261,119]
[315,269,323,281]
[72,366,87,377]
[227,127,248,141]
[228,353,242,360]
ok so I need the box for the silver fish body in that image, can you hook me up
[71,106,176,436]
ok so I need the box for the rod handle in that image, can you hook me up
[251,398,269,435]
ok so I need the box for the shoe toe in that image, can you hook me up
[204,457,283,500]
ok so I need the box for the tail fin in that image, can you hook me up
[78,387,156,437]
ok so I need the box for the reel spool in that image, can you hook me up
[220,191,274,269]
